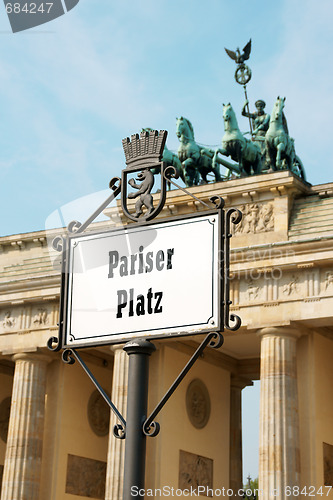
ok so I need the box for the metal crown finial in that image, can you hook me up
[122,130,168,167]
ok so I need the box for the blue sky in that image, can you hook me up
[1,0,332,482]
[1,0,333,237]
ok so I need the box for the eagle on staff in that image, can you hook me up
[225,39,252,65]
[224,39,253,131]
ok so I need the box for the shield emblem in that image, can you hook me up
[121,130,169,222]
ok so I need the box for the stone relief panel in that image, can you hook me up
[253,269,333,303]
[32,308,49,327]
[233,202,274,235]
[237,271,313,306]
[231,262,333,307]
[1,308,22,333]
[234,267,333,306]
[186,379,211,429]
[282,274,300,296]
[277,272,309,301]
[239,273,279,305]
[323,442,333,487]
[87,389,110,437]
[324,271,333,293]
[2,311,16,330]
[179,450,213,497]
[0,304,58,334]
[246,279,261,302]
[65,454,107,499]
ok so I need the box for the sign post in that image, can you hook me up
[48,129,242,500]
[122,339,155,500]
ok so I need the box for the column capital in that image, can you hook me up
[256,326,301,340]
[110,343,126,354]
[12,351,52,364]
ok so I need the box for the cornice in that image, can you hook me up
[230,235,333,266]
[0,227,62,246]
[0,273,61,295]
[162,170,311,201]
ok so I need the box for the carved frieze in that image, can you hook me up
[65,454,106,499]
[233,268,333,309]
[32,308,49,327]
[0,304,58,335]
[282,275,299,296]
[2,312,16,329]
[237,271,312,306]
[179,450,213,496]
[233,202,274,234]
[325,272,333,291]
[246,279,260,301]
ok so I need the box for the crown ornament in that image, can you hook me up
[122,129,167,169]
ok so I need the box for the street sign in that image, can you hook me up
[62,210,222,348]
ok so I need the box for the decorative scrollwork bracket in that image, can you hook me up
[143,331,224,438]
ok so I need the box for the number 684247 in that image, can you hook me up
[5,3,53,14]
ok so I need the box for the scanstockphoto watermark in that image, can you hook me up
[130,485,333,497]
[130,486,259,497]
[3,0,80,33]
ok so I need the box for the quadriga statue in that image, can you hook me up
[176,116,222,186]
[265,97,306,180]
[213,103,262,176]
[241,99,270,155]
[140,128,186,187]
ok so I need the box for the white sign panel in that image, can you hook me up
[64,212,221,347]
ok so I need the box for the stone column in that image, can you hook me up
[1,352,50,500]
[105,345,128,500]
[229,375,253,497]
[258,327,301,499]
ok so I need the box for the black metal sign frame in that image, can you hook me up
[47,129,242,500]
[59,209,224,350]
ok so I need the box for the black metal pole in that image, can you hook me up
[122,339,156,500]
